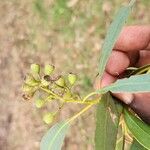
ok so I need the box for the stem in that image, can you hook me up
[147,69,150,74]
[44,95,56,102]
[83,92,98,102]
[66,104,93,124]
[40,86,101,105]
[136,67,150,75]
[40,87,64,101]
[65,99,99,104]
[48,104,94,149]
[41,86,100,104]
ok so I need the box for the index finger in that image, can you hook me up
[106,25,150,76]
[100,25,150,87]
[114,25,150,51]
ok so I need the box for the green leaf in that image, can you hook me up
[129,64,150,76]
[124,109,150,150]
[40,121,70,150]
[97,74,150,94]
[115,125,125,150]
[98,0,135,78]
[95,93,123,150]
[130,139,147,150]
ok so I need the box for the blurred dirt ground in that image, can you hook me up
[0,0,149,150]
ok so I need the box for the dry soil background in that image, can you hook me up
[0,0,149,150]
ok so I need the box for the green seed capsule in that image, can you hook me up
[55,76,65,87]
[41,78,49,87]
[25,74,39,86]
[44,64,55,75]
[43,113,54,124]
[30,64,40,74]
[35,99,45,108]
[63,91,72,99]
[22,84,33,92]
[68,73,77,85]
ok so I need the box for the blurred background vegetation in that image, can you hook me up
[0,0,149,149]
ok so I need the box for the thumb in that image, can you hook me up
[112,93,134,104]
[129,93,150,124]
[113,92,150,124]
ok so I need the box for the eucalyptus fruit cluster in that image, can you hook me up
[22,63,83,124]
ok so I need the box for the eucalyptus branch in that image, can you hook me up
[22,64,100,124]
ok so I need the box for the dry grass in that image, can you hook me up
[0,0,149,149]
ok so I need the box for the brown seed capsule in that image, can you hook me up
[22,93,33,101]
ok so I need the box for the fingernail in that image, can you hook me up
[122,93,134,104]
[94,72,116,89]
[101,72,117,88]
[112,93,134,104]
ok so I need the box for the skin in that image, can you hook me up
[95,25,150,124]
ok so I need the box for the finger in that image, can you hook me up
[114,25,150,52]
[127,51,139,66]
[104,26,150,84]
[136,50,150,67]
[129,93,150,124]
[146,42,150,50]
[106,50,130,76]
[114,92,150,124]
[111,93,134,104]
[97,51,138,89]
[94,71,117,89]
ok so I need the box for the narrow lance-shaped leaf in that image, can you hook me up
[124,109,150,150]
[40,121,70,150]
[95,93,123,150]
[115,125,125,150]
[130,139,147,150]
[98,0,135,78]
[96,74,150,94]
[40,104,92,150]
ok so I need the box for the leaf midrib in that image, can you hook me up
[48,122,68,150]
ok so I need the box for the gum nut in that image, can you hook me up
[35,99,45,108]
[55,77,65,87]
[41,79,49,86]
[30,64,40,74]
[25,75,38,86]
[68,73,77,85]
[43,113,54,124]
[44,75,51,81]
[44,64,55,75]
[63,91,72,99]
[22,84,33,92]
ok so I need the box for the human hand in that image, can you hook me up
[95,25,150,124]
